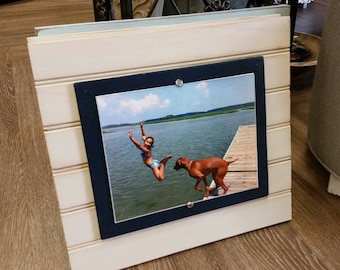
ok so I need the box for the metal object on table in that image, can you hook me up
[93,0,114,21]
[120,0,133,19]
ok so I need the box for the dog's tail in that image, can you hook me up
[225,157,239,164]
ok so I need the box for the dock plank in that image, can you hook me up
[209,125,258,197]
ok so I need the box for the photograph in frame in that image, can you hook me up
[75,57,268,239]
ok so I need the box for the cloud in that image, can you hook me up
[118,93,170,115]
[196,81,210,98]
[192,100,201,107]
[96,97,108,109]
[160,98,170,108]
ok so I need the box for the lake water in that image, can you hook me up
[102,110,255,222]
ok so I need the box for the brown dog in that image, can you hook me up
[173,157,238,197]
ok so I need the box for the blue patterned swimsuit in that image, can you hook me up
[141,152,160,169]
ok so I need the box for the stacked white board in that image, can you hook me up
[27,6,292,270]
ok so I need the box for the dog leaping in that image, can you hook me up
[173,156,238,197]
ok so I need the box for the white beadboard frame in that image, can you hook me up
[27,6,292,269]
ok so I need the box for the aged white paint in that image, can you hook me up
[68,192,291,270]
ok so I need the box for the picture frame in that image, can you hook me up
[74,56,268,239]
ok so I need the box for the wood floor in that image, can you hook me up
[1,0,339,269]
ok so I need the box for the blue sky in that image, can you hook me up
[96,73,256,127]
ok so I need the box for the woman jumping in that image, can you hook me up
[128,121,172,181]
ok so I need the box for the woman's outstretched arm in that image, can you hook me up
[140,121,146,140]
[129,131,148,153]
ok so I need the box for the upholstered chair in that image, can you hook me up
[308,0,340,196]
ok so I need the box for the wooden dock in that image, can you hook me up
[208,125,258,197]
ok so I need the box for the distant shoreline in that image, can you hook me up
[102,103,255,131]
